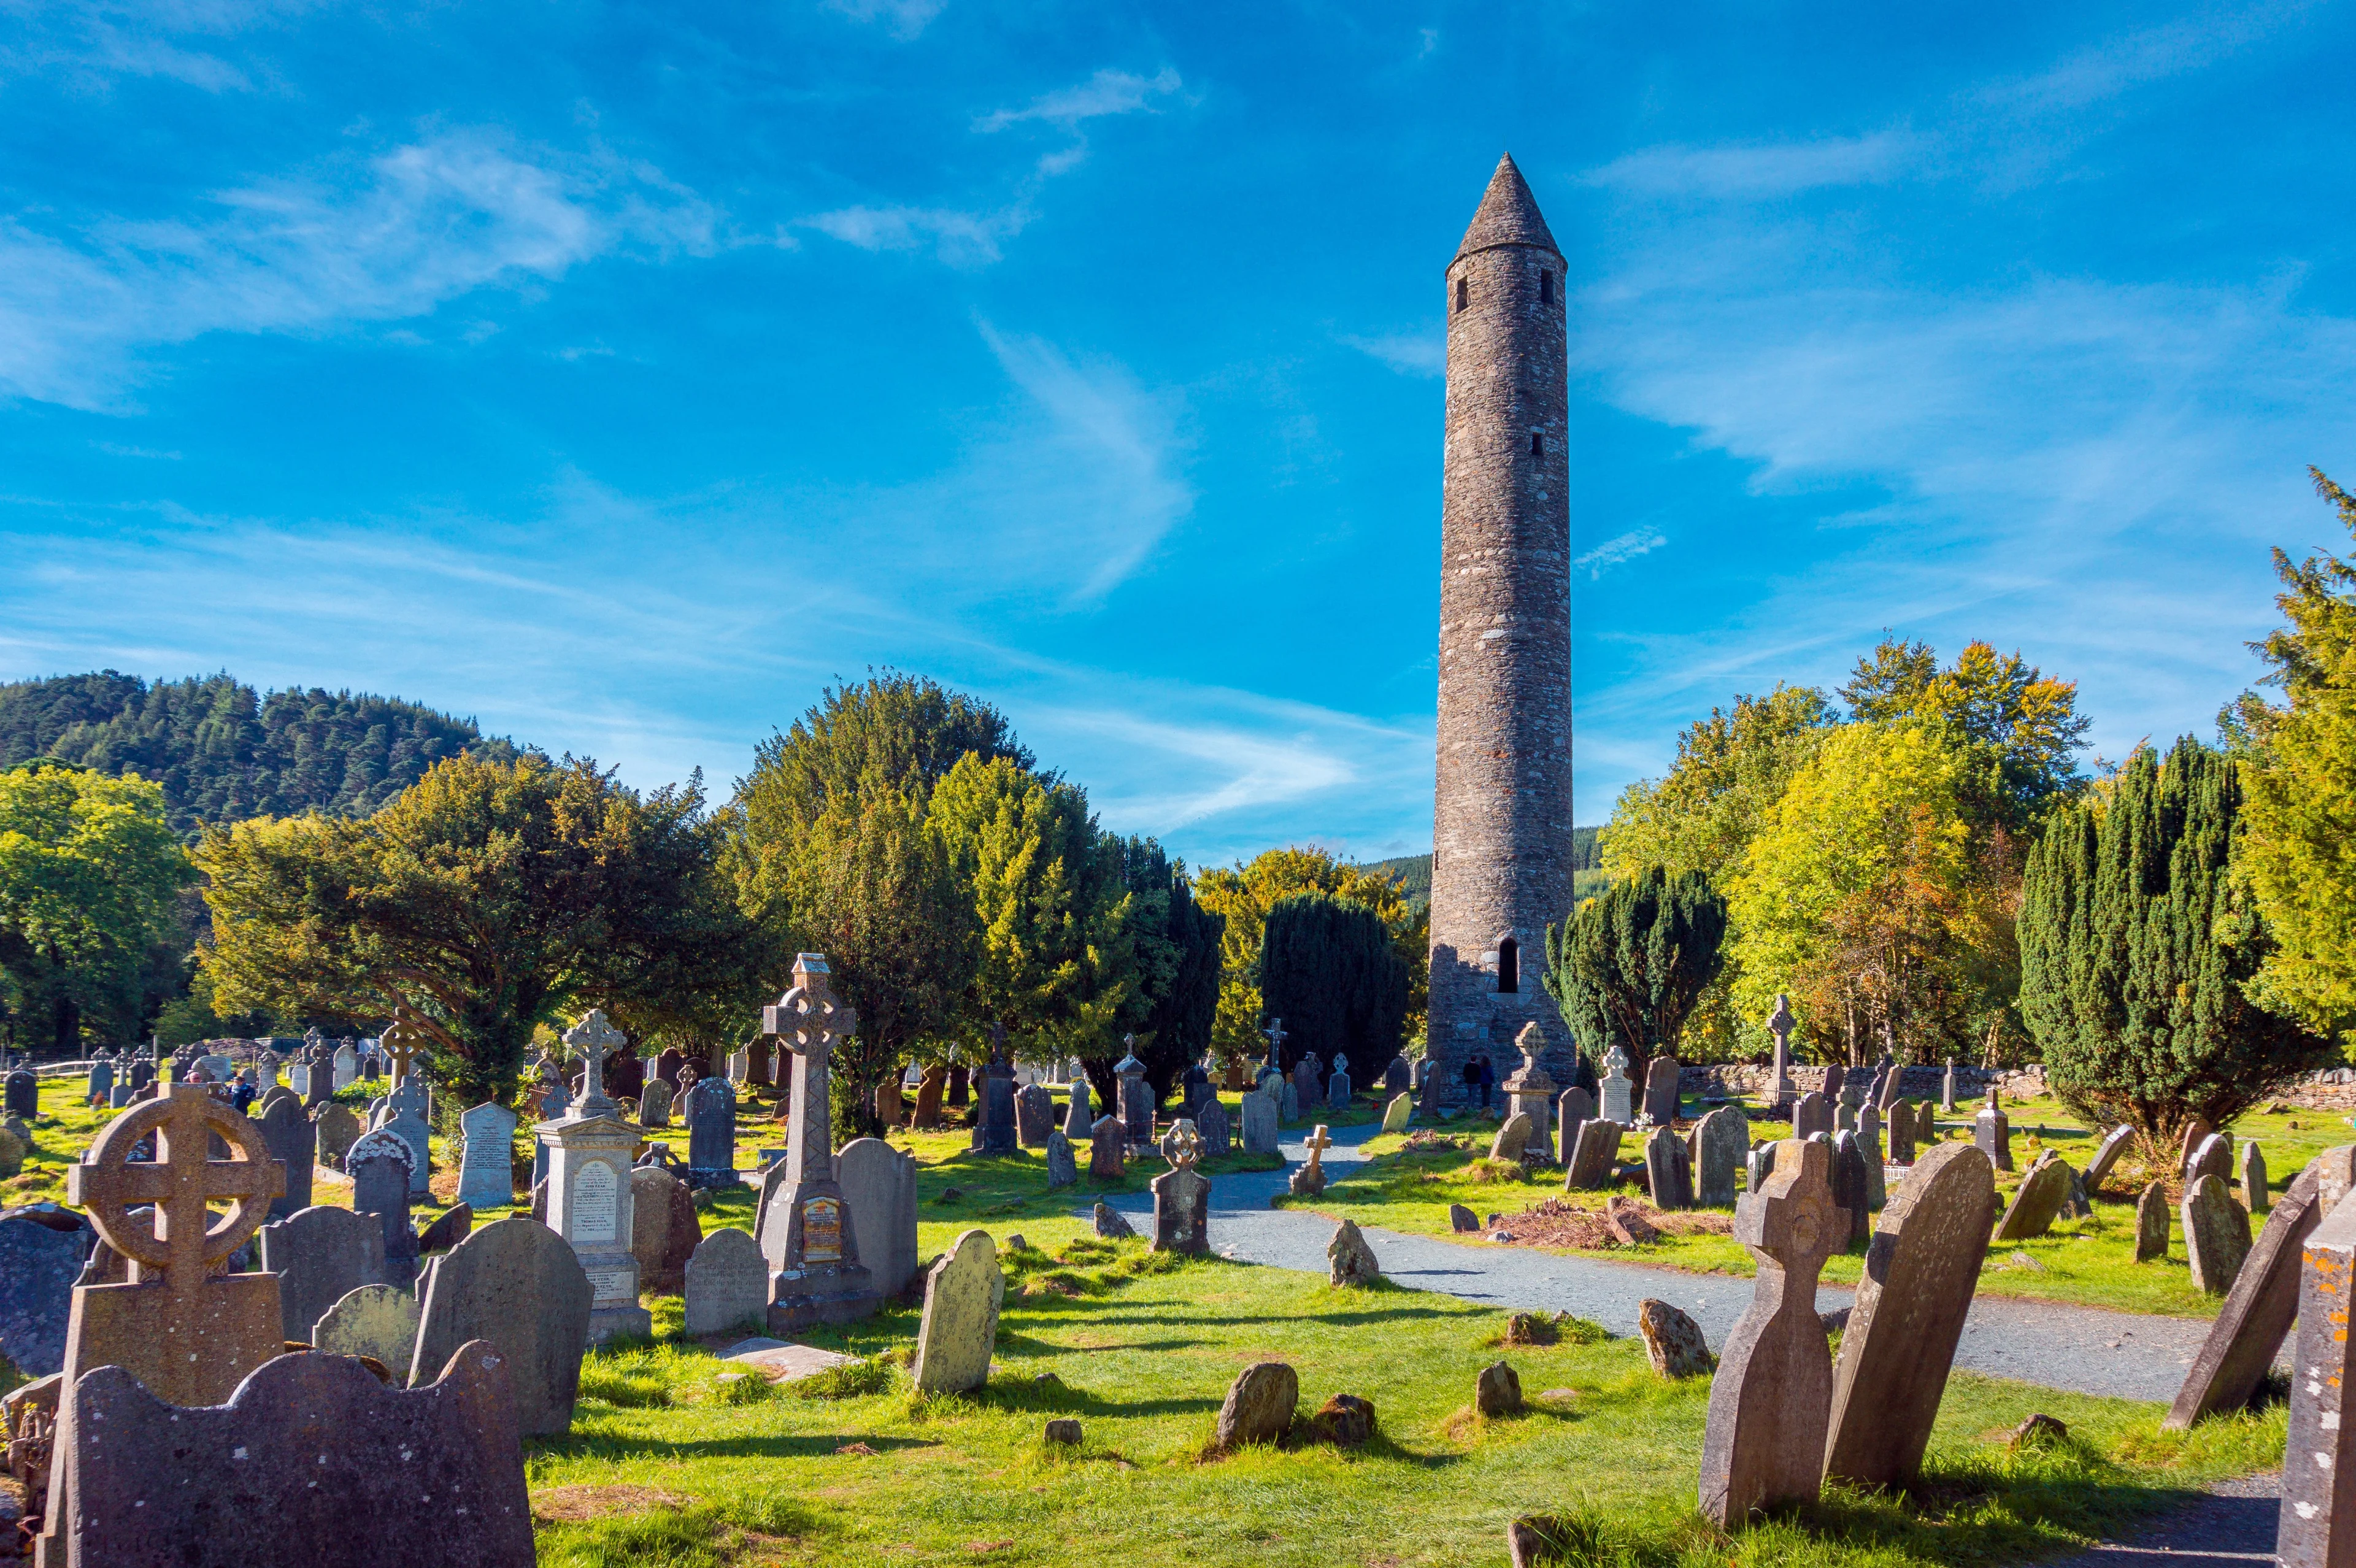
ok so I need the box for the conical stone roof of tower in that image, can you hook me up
[1455,153,1559,261]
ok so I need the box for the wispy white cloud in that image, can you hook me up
[1341,328,1444,377]
[803,202,1030,267]
[820,0,947,40]
[974,67,1182,133]
[0,128,717,409]
[1584,133,1918,199]
[1574,527,1668,578]
[0,0,329,93]
[1981,1,2314,113]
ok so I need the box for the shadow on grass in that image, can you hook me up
[534,1429,944,1462]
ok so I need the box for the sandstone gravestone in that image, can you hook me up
[631,1166,700,1293]
[1093,1201,1135,1238]
[1992,1151,2073,1242]
[1215,1361,1298,1450]
[1089,1114,1126,1180]
[1914,1099,1936,1150]
[2167,1148,2356,1429]
[1830,1130,1871,1246]
[1382,1093,1412,1134]
[314,1281,422,1369]
[1015,1084,1055,1147]
[834,1135,918,1298]
[2177,1117,2217,1182]
[1046,1129,1077,1188]
[1490,1111,1534,1164]
[1642,1055,1681,1126]
[2277,1188,2356,1566]
[1698,1139,1846,1526]
[2239,1141,2269,1214]
[255,1092,315,1220]
[1328,1218,1380,1286]
[58,1086,286,1409]
[409,1215,592,1435]
[1856,1105,1885,1211]
[1477,1359,1523,1415]
[1151,1125,1211,1256]
[2188,1132,2233,1188]
[1557,1086,1595,1166]
[2183,1175,2253,1294]
[348,1128,418,1283]
[1694,1105,1749,1207]
[914,1061,948,1129]
[40,1342,534,1568]
[0,1211,88,1377]
[1647,1123,1693,1210]
[1638,1298,1712,1378]
[457,1101,520,1211]
[2085,1124,2136,1193]
[1062,1072,1093,1139]
[1885,1099,1915,1166]
[2136,1180,2172,1261]
[683,1226,769,1337]
[1823,1142,1996,1488]
[1565,1118,1620,1190]
[258,1203,387,1345]
[912,1228,1003,1396]
[1793,1091,1832,1140]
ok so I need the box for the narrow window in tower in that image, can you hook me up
[1530,432,1544,458]
[1539,271,1553,306]
[1455,277,1468,313]
[1496,937,1520,993]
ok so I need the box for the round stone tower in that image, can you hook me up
[1427,153,1576,1107]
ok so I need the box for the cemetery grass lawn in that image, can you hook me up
[1296,1100,2346,1321]
[533,1234,2285,1568]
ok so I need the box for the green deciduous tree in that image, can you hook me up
[1842,636,2092,836]
[1600,685,1839,885]
[2019,736,2330,1144]
[1258,891,1411,1076]
[2235,469,2356,1036]
[1194,847,1427,1061]
[1542,866,1727,1087]
[0,763,194,1053]
[201,753,758,1105]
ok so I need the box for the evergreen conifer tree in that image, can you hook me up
[1257,891,1410,1082]
[1542,866,1727,1089]
[2019,736,2330,1142]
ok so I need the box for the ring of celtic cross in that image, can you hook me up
[74,1085,281,1272]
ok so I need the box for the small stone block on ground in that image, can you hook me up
[1637,1297,1712,1378]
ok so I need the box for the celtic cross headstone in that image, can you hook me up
[759,954,881,1332]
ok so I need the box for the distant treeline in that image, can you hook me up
[0,671,531,840]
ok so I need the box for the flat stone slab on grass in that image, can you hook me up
[721,1337,861,1382]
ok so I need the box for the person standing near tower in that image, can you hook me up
[1427,153,1576,1107]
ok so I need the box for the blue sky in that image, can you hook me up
[4,1,2352,869]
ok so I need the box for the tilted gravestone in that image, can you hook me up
[2176,1117,2217,1182]
[1693,1105,1749,1207]
[258,1204,387,1344]
[256,1093,315,1220]
[1565,1118,1620,1190]
[1328,1218,1380,1287]
[42,1343,534,1568]
[1639,1298,1712,1378]
[1382,1093,1412,1134]
[1646,1123,1693,1210]
[834,1135,919,1298]
[314,1282,422,1370]
[1823,1142,1996,1488]
[2278,1188,2356,1566]
[0,1210,89,1377]
[912,1228,1003,1396]
[1698,1139,1846,1526]
[683,1226,769,1337]
[2182,1175,2253,1294]
[1991,1151,2073,1242]
[409,1215,592,1435]
[2167,1148,2356,1429]
[1151,1125,1211,1256]
[2135,1180,2172,1261]
[1490,1112,1534,1164]
[458,1101,520,1211]
[2084,1124,2136,1193]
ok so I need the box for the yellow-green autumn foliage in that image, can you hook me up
[2239,470,2356,1038]
[1193,847,1426,1060]
[1727,722,2000,1062]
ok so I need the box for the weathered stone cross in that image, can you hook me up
[563,1008,627,1115]
[1301,1123,1332,1177]
[382,1005,425,1086]
[763,953,858,1184]
[1166,1121,1203,1170]
[70,1085,283,1293]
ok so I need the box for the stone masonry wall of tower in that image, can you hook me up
[1427,156,1576,1107]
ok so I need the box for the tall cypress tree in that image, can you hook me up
[1542,866,1727,1088]
[2019,736,2331,1143]
[1258,891,1410,1084]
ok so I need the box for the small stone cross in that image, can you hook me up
[763,953,857,1183]
[67,1084,283,1293]
[1514,1021,1542,1074]
[563,1008,628,1114]
[382,1005,425,1085]
[1302,1123,1332,1175]
[1166,1121,1202,1170]
[1262,1018,1287,1068]
[990,1022,1009,1069]
[1767,994,1793,1050]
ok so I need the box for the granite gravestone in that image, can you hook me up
[1499,1024,1555,1150]
[683,1075,739,1189]
[1642,1056,1681,1126]
[0,1210,88,1377]
[2278,1190,2356,1567]
[1196,1095,1231,1156]
[2188,1132,2234,1188]
[376,1075,434,1197]
[1829,1130,1871,1246]
[1765,994,1798,1109]
[1117,1042,1154,1150]
[257,1203,387,1344]
[1822,1143,1996,1488]
[630,1166,700,1293]
[84,1058,113,1107]
[2240,1142,2269,1214]
[1598,1045,1634,1124]
[1793,1091,1832,1141]
[1885,1101,1916,1166]
[2182,1175,2253,1294]
[255,1091,315,1220]
[314,1102,362,1169]
[457,1101,519,1210]
[1565,1118,1621,1190]
[347,1129,418,1283]
[1063,1072,1093,1139]
[1327,1053,1353,1110]
[1698,1139,1846,1526]
[1973,1091,2012,1172]
[1557,1086,1596,1166]
[1694,1105,1749,1207]
[1646,1123,1693,1210]
[1046,1130,1077,1187]
[1490,1112,1534,1164]
[912,1228,1004,1396]
[1856,1104,1886,1211]
[2136,1180,2172,1261]
[1240,1086,1280,1156]
[1151,1124,1212,1256]
[1015,1083,1055,1148]
[2177,1118,2217,1182]
[760,956,884,1332]
[1992,1152,2073,1242]
[638,1075,674,1129]
[1089,1115,1126,1180]
[408,1215,592,1436]
[541,1010,649,1342]
[683,1226,769,1337]
[833,1136,918,1298]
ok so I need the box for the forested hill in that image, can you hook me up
[1360,828,1606,912]
[0,671,530,839]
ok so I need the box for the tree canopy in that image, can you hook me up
[1258,891,1411,1076]
[1193,847,1428,1061]
[0,763,193,1053]
[201,753,759,1104]
[1542,865,1726,1085]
